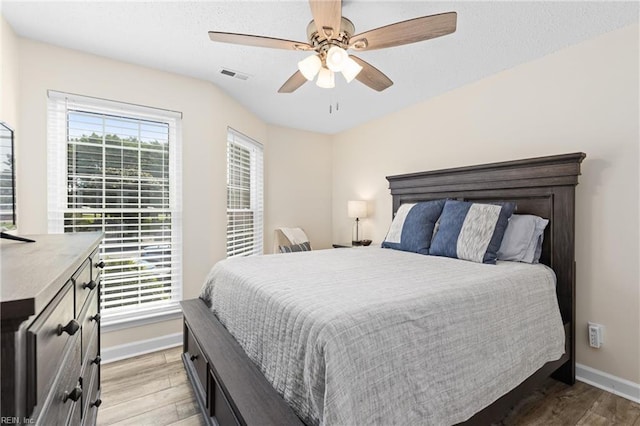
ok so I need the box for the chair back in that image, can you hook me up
[273,228,310,253]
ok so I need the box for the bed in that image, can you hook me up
[181,152,585,426]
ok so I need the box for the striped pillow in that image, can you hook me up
[429,200,515,264]
[279,241,311,253]
[381,200,446,254]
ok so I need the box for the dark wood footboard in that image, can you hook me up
[181,298,304,426]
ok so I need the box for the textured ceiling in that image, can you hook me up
[2,1,638,134]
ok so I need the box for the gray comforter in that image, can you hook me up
[200,247,565,425]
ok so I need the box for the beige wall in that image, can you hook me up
[265,125,332,253]
[14,36,332,348]
[332,24,640,383]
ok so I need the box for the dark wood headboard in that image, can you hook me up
[386,152,585,384]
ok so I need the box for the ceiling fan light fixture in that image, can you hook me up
[341,56,363,83]
[316,67,335,89]
[298,54,322,81]
[326,46,348,72]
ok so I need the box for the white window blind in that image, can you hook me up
[47,91,182,323]
[226,128,263,257]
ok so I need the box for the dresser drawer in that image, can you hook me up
[68,396,82,426]
[83,326,100,375]
[82,360,101,425]
[36,336,82,426]
[90,246,103,284]
[80,291,100,365]
[74,259,95,316]
[185,324,208,400]
[27,281,78,411]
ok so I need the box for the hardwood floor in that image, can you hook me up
[98,347,640,426]
[97,347,205,426]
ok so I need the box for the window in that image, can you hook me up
[47,91,182,325]
[226,128,263,257]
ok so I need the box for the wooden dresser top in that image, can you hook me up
[1,232,103,321]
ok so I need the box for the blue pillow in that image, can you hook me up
[429,200,515,264]
[381,200,446,254]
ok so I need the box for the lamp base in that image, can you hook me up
[351,240,363,246]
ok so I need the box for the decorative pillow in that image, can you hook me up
[497,214,549,263]
[429,200,515,264]
[381,200,446,254]
[279,241,311,253]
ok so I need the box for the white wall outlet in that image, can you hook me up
[588,322,604,348]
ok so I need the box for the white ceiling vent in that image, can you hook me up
[220,68,249,81]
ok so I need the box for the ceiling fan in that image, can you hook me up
[208,1,457,93]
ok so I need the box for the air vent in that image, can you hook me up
[220,68,250,81]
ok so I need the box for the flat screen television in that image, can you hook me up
[1,121,33,242]
[0,121,16,230]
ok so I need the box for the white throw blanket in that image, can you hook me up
[280,227,309,245]
[201,247,565,425]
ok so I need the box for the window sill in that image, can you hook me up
[101,303,183,333]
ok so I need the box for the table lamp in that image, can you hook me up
[348,200,367,245]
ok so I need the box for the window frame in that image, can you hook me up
[226,128,264,258]
[47,91,183,328]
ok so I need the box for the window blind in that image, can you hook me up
[47,91,182,322]
[226,128,263,257]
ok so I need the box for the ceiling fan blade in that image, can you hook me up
[309,0,342,41]
[349,56,393,92]
[278,71,308,93]
[209,32,313,51]
[349,12,457,51]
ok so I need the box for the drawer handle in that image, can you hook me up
[95,260,105,269]
[57,319,80,336]
[82,280,97,290]
[92,355,101,365]
[62,386,82,403]
[90,313,101,323]
[91,398,102,408]
[190,354,198,362]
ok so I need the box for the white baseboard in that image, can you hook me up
[576,363,640,404]
[102,332,183,364]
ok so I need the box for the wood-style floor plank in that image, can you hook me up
[98,383,195,425]
[171,415,207,426]
[106,403,180,426]
[175,397,201,419]
[98,346,640,426]
[589,391,640,424]
[101,351,167,382]
[98,347,203,426]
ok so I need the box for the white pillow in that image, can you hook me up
[497,214,549,263]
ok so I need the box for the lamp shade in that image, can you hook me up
[316,67,335,88]
[341,56,363,83]
[298,54,322,81]
[326,46,348,72]
[348,200,367,218]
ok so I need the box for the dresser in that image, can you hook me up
[1,232,103,425]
